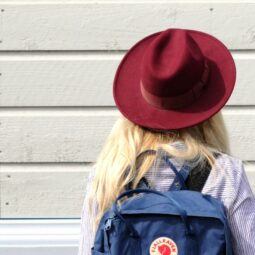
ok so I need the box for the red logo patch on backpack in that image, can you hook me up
[150,237,178,255]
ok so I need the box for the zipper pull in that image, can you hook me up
[104,218,112,231]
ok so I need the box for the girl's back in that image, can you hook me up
[79,141,255,255]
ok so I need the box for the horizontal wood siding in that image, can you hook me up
[0,162,254,218]
[0,109,255,162]
[0,1,254,221]
[0,3,255,50]
[0,53,254,106]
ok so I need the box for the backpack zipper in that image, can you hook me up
[104,215,118,231]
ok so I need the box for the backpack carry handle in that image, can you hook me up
[112,188,193,237]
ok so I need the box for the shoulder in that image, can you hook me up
[214,151,243,175]
[203,151,250,207]
[213,151,244,180]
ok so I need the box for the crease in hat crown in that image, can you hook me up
[140,29,210,110]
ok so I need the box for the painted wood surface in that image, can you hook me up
[0,3,255,50]
[0,164,91,217]
[0,52,254,106]
[0,219,79,255]
[0,109,254,162]
[0,0,254,223]
[0,162,254,218]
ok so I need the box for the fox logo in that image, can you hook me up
[158,244,171,255]
[149,237,178,255]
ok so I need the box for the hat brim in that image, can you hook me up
[113,28,236,130]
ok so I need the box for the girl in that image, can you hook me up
[78,28,255,255]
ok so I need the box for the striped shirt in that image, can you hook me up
[78,142,255,255]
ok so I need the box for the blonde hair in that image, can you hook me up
[88,110,230,231]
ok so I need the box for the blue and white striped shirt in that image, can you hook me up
[78,142,255,255]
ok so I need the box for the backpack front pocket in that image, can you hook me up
[91,247,107,255]
[104,218,141,255]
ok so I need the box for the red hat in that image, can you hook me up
[113,28,236,130]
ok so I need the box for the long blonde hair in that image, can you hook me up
[88,110,230,231]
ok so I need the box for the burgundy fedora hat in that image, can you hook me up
[113,28,236,130]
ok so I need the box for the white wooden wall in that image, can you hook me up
[0,1,255,254]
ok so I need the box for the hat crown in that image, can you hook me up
[113,27,236,130]
[140,29,210,110]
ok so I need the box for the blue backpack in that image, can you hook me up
[91,150,233,255]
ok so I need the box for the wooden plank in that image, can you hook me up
[0,247,77,255]
[0,3,254,50]
[246,163,255,192]
[0,164,91,218]
[223,109,255,161]
[0,0,242,2]
[0,109,118,163]
[0,219,79,255]
[0,52,254,106]
[0,162,254,218]
[0,108,254,162]
[0,54,118,107]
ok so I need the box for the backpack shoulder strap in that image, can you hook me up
[125,176,151,190]
[125,150,221,192]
